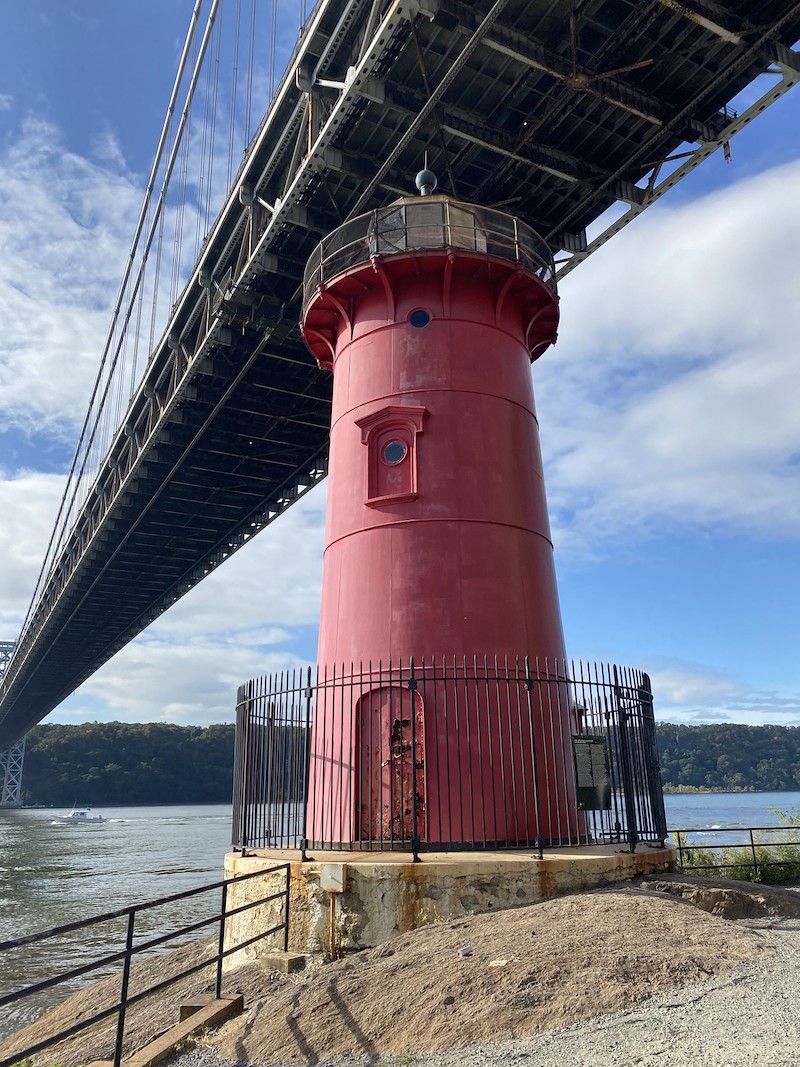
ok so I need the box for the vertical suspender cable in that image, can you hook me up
[203,18,223,234]
[171,100,192,309]
[228,0,243,188]
[269,0,278,96]
[130,250,147,399]
[245,0,256,145]
[148,171,169,356]
[196,28,213,255]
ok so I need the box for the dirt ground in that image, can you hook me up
[3,878,798,1067]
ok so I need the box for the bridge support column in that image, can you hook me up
[0,641,25,807]
[0,736,26,807]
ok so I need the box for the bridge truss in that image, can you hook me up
[1,0,799,747]
[0,643,25,804]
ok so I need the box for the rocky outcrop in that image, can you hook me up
[639,873,800,919]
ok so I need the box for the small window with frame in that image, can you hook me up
[355,405,426,506]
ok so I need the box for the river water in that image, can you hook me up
[0,804,234,1041]
[2,794,800,1043]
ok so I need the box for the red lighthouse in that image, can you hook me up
[300,174,578,850]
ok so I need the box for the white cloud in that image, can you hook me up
[0,94,13,112]
[0,118,141,437]
[646,656,800,727]
[68,631,306,726]
[91,129,129,171]
[648,661,746,708]
[44,487,326,725]
[144,485,326,640]
[539,158,800,555]
[0,470,65,632]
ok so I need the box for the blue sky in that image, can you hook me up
[0,2,799,730]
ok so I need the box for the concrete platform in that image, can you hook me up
[223,843,675,964]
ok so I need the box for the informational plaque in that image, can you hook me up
[572,735,611,811]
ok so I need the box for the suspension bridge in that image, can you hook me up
[1,0,799,754]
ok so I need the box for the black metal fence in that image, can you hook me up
[0,864,290,1067]
[672,825,800,883]
[233,658,667,859]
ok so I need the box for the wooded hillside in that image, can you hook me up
[17,720,800,806]
[656,722,800,792]
[22,721,234,805]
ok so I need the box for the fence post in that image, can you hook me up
[408,658,421,862]
[234,687,246,850]
[524,658,544,860]
[301,666,313,861]
[613,665,639,853]
[639,673,668,843]
[215,882,228,999]
[675,830,684,868]
[749,828,758,875]
[113,911,136,1067]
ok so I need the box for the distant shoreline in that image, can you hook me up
[663,787,752,794]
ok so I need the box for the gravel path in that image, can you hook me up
[170,917,800,1067]
[425,919,800,1067]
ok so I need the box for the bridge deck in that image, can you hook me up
[2,0,799,745]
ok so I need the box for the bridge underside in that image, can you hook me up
[2,0,799,746]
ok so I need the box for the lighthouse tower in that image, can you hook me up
[300,174,578,849]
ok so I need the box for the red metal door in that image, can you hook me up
[356,686,425,843]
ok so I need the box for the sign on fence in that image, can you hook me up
[573,736,611,811]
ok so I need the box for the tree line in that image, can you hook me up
[656,722,800,792]
[21,721,235,806]
[15,719,800,807]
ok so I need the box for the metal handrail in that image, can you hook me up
[302,197,557,308]
[0,863,291,1067]
[671,824,800,878]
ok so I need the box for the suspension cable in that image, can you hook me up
[245,0,256,145]
[228,0,242,188]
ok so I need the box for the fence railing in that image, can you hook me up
[0,864,290,1067]
[672,825,800,883]
[302,197,557,307]
[233,658,668,859]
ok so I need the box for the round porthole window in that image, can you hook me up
[382,440,408,465]
[409,309,431,328]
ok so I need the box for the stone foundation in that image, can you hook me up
[223,845,675,966]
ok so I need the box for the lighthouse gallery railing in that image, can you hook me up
[232,658,667,860]
[302,197,557,308]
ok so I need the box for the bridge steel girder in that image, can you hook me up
[1,0,800,747]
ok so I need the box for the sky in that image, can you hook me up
[0,2,799,732]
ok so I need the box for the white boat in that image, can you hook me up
[58,805,106,824]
